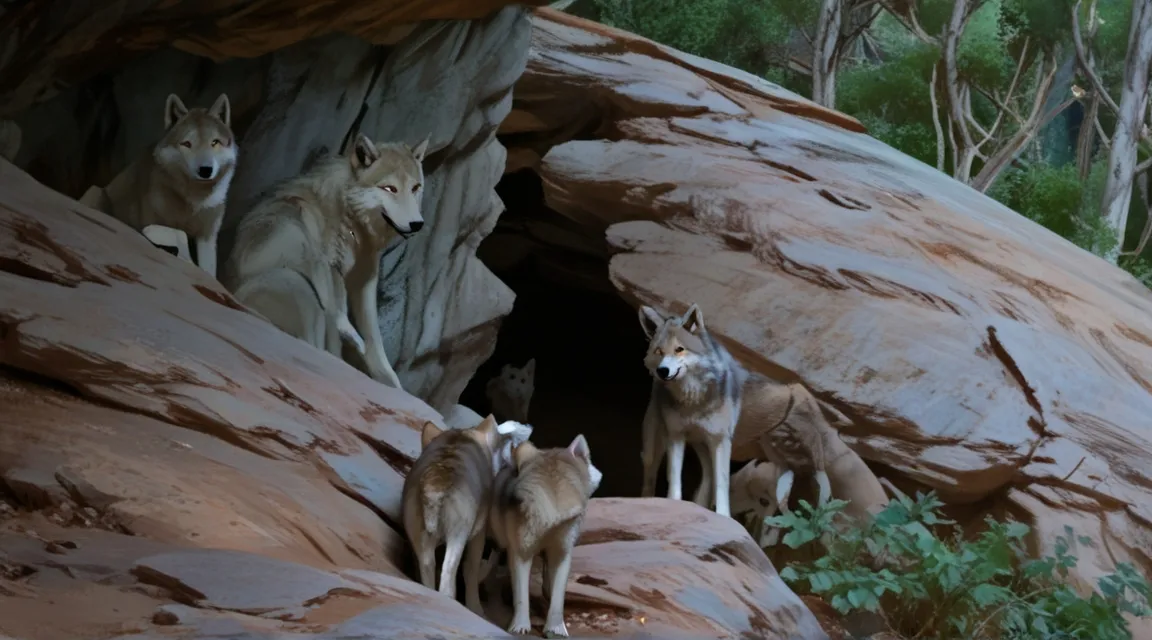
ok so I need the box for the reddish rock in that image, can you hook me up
[503,8,1152,590]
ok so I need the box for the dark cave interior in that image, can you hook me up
[460,168,708,499]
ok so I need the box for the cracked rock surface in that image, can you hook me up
[502,9,1152,590]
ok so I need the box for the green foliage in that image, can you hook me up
[767,493,1152,639]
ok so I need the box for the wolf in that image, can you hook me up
[401,414,532,615]
[485,358,535,423]
[223,133,428,390]
[80,94,237,278]
[729,459,794,547]
[637,303,744,517]
[0,120,21,162]
[489,434,602,638]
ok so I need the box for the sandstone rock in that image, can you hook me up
[504,8,1152,589]
[563,498,828,639]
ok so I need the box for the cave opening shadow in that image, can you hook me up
[461,169,704,499]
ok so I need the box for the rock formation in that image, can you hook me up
[496,8,1152,594]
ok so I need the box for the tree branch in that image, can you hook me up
[930,62,946,171]
[1071,0,1121,115]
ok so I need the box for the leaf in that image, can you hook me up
[1004,521,1031,539]
[971,583,1009,607]
[779,566,799,582]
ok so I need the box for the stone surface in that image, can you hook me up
[502,8,1152,589]
[565,498,829,639]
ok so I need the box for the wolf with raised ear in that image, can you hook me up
[401,414,532,615]
[79,94,237,278]
[223,133,429,390]
[489,434,602,637]
[638,303,745,517]
[485,358,536,423]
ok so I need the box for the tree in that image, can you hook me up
[812,0,884,108]
[1072,0,1152,262]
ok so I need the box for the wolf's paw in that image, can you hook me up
[507,618,533,635]
[336,316,366,355]
[543,619,569,638]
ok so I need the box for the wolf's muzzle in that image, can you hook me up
[384,213,425,238]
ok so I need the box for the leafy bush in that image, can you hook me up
[765,492,1152,639]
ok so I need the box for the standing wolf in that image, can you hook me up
[489,435,602,638]
[638,303,745,517]
[223,134,428,390]
[402,415,531,615]
[80,94,237,278]
[729,459,793,547]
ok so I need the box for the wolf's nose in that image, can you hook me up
[197,166,214,179]
[408,220,425,233]
[657,366,670,379]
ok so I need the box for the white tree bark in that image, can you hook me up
[1100,0,1152,262]
[943,0,978,183]
[812,0,845,108]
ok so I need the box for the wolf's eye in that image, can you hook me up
[180,141,192,148]
[675,346,685,354]
[210,139,222,147]
[655,348,663,356]
[411,183,421,194]
[380,185,398,194]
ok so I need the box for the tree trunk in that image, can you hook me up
[812,0,845,108]
[1100,0,1152,262]
[1077,94,1100,179]
[943,0,977,183]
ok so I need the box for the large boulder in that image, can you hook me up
[500,8,1152,590]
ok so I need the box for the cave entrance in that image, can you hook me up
[460,168,706,499]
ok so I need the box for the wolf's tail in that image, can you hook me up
[422,485,445,535]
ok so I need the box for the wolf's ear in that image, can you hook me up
[566,434,591,461]
[474,413,498,438]
[638,305,662,339]
[681,303,705,334]
[513,441,539,470]
[352,134,380,168]
[165,94,189,129]
[208,94,231,127]
[410,136,430,163]
[522,358,536,380]
[420,420,443,449]
[732,459,757,480]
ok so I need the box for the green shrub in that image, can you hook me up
[764,492,1151,639]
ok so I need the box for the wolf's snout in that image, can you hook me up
[657,366,671,379]
[197,165,215,180]
[407,220,425,233]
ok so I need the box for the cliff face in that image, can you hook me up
[496,9,1152,591]
[0,2,830,639]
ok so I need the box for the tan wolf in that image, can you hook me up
[485,358,536,422]
[489,435,603,638]
[402,415,532,615]
[80,94,237,278]
[223,133,428,390]
[729,459,794,547]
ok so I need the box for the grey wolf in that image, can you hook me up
[401,414,531,615]
[485,358,536,422]
[729,459,794,547]
[489,434,602,637]
[638,303,744,517]
[79,94,237,278]
[0,120,20,162]
[223,133,428,390]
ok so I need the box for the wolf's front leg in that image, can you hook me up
[348,265,403,390]
[640,392,662,497]
[712,438,732,517]
[194,233,218,279]
[666,436,686,501]
[142,225,193,263]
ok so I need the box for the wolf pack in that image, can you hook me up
[57,94,896,637]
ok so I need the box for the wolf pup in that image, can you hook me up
[729,459,794,547]
[0,120,21,162]
[638,303,745,517]
[402,415,531,615]
[81,94,236,278]
[224,133,428,390]
[489,434,602,638]
[485,358,535,422]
